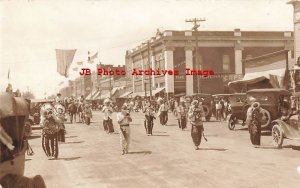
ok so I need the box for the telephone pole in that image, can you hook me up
[142,41,153,100]
[185,18,206,93]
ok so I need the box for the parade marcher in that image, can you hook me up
[55,103,66,142]
[188,100,205,150]
[245,101,264,146]
[177,101,187,130]
[102,98,114,134]
[117,105,132,155]
[40,104,59,159]
[68,100,77,123]
[77,100,85,123]
[83,103,93,125]
[158,99,168,126]
[55,93,63,104]
[144,103,156,136]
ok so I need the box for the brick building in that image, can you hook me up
[125,29,294,96]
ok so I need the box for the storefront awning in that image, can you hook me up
[132,87,165,97]
[118,91,133,98]
[111,86,124,95]
[228,68,286,92]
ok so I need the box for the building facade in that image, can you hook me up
[125,29,294,95]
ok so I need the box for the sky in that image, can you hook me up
[0,0,295,98]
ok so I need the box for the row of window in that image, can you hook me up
[131,54,238,73]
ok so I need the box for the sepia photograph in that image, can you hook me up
[0,0,300,187]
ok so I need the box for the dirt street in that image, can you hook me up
[25,111,300,188]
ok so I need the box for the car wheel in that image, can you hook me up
[272,124,284,148]
[205,116,211,122]
[228,116,235,130]
[202,105,210,117]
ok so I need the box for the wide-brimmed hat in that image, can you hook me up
[121,105,129,111]
[191,100,199,106]
[252,102,260,108]
[248,97,256,103]
[104,98,111,104]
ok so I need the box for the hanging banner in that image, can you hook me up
[56,49,77,77]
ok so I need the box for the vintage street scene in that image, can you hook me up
[1,0,300,188]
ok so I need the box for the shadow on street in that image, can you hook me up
[198,148,228,151]
[55,157,81,161]
[127,151,152,155]
[63,141,85,144]
[283,145,300,151]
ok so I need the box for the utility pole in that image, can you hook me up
[109,66,112,98]
[185,18,206,93]
[143,41,153,100]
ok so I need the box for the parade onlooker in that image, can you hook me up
[188,100,205,150]
[117,105,132,155]
[215,99,222,121]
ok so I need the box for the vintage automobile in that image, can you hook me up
[212,94,232,120]
[23,98,55,137]
[227,93,248,130]
[246,88,291,129]
[270,92,300,148]
[271,114,300,148]
[0,93,46,187]
[191,93,213,121]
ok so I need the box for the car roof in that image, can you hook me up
[30,98,55,103]
[212,94,232,97]
[192,93,212,97]
[247,89,291,95]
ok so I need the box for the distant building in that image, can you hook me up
[125,29,294,95]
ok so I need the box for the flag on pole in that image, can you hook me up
[59,81,64,86]
[7,69,10,80]
[77,61,83,65]
[88,51,98,64]
[55,49,77,77]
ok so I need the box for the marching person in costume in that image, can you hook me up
[102,98,114,134]
[144,103,156,136]
[158,99,168,126]
[117,105,132,155]
[40,104,60,159]
[83,103,93,125]
[55,103,66,142]
[177,101,187,130]
[246,101,265,146]
[188,100,205,150]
